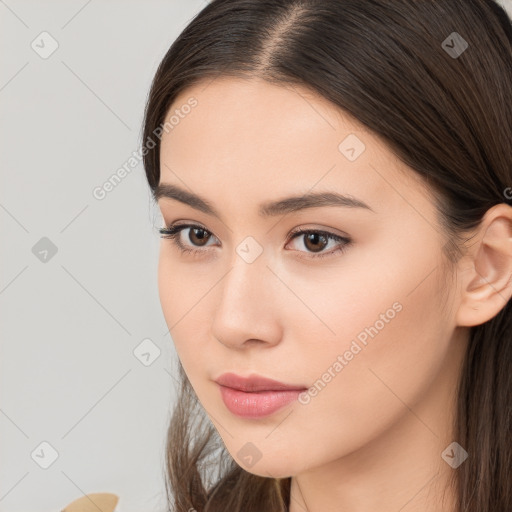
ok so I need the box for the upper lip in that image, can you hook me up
[215,372,307,392]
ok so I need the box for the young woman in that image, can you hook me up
[141,1,512,510]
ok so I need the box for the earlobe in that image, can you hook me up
[456,204,512,327]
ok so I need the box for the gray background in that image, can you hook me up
[1,1,207,511]
[1,1,511,511]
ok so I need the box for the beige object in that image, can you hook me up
[61,493,119,512]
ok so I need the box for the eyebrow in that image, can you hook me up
[154,183,375,218]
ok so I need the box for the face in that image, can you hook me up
[156,76,461,478]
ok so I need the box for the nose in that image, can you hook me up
[211,251,283,350]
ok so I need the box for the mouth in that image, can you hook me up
[215,372,307,392]
[215,372,308,418]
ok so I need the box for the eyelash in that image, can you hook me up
[158,223,352,260]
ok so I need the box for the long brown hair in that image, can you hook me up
[141,1,512,510]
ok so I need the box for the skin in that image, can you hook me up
[156,76,512,512]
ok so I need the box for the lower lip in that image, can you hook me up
[218,385,305,418]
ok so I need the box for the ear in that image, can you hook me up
[456,203,512,327]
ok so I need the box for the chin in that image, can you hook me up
[229,451,300,479]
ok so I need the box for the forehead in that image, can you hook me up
[163,76,360,162]
[159,76,432,217]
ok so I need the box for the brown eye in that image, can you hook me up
[159,224,218,254]
[188,227,211,246]
[287,228,351,259]
[159,224,351,260]
[302,232,328,253]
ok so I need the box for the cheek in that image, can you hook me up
[157,250,213,377]
[157,252,193,354]
[288,255,451,452]
[157,251,179,329]
[157,246,206,325]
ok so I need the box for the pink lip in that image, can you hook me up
[215,372,307,392]
[215,372,308,418]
